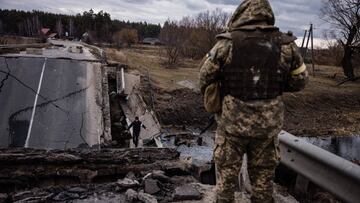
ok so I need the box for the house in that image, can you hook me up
[48,33,57,39]
[40,28,57,39]
[142,38,161,45]
[40,28,50,36]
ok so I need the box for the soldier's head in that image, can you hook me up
[135,116,139,121]
[227,0,275,30]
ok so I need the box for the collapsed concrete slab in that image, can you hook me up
[0,148,187,193]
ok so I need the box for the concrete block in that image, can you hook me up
[26,48,43,55]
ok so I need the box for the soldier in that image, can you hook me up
[199,0,308,203]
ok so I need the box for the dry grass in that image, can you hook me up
[105,45,201,90]
[0,35,41,45]
[106,45,360,136]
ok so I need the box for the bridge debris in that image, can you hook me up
[0,148,186,193]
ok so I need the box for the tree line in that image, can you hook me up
[159,1,360,80]
[1,2,358,80]
[321,0,360,80]
[0,9,161,42]
[159,8,230,64]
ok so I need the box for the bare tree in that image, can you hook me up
[0,20,3,34]
[160,9,230,63]
[113,28,138,47]
[16,16,41,37]
[321,0,360,79]
[69,18,75,37]
[182,8,230,59]
[56,19,64,38]
[160,20,186,65]
[195,8,229,51]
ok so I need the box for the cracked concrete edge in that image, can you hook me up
[119,72,162,147]
[80,42,106,63]
[125,89,162,145]
[101,66,112,144]
[1,55,102,63]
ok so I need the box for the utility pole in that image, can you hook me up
[310,24,315,77]
[301,30,308,56]
[301,24,316,77]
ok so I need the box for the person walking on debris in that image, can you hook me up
[199,0,308,202]
[128,117,146,147]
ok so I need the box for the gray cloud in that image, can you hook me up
[0,0,325,37]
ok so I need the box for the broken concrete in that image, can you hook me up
[110,70,162,148]
[0,148,186,193]
[125,189,138,201]
[173,184,202,201]
[138,191,158,203]
[150,170,171,182]
[144,179,161,195]
[53,191,80,201]
[117,178,140,190]
[68,46,84,54]
[101,66,112,144]
[2,165,299,203]
[25,47,43,55]
[122,88,162,147]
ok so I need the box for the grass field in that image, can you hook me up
[106,45,202,91]
[106,44,360,137]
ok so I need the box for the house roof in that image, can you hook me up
[41,28,50,35]
[48,33,57,38]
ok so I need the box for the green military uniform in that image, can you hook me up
[199,0,308,203]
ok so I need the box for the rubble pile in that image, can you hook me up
[0,148,188,193]
[0,169,207,203]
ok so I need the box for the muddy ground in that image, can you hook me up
[283,65,360,137]
[152,88,210,129]
[153,65,360,137]
[106,45,360,137]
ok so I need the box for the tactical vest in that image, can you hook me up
[221,29,284,100]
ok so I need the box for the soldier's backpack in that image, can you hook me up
[204,82,222,113]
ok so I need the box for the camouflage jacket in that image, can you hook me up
[199,33,308,96]
[199,32,308,136]
[199,0,308,134]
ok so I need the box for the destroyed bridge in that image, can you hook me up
[0,40,359,203]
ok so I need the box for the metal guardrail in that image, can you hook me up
[279,131,360,203]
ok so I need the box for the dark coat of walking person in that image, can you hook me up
[199,0,308,202]
[127,117,146,147]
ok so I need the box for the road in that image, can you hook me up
[2,39,97,61]
[0,41,104,149]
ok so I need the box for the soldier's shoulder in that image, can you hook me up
[281,31,297,45]
[216,31,232,40]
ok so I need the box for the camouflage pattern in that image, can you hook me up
[214,97,283,203]
[281,41,309,92]
[199,0,308,202]
[227,0,275,31]
[199,39,232,94]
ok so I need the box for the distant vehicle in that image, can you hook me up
[141,38,162,45]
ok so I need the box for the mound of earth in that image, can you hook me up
[152,66,360,137]
[154,89,211,129]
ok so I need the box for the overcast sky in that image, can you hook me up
[0,0,326,38]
